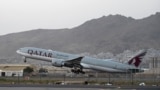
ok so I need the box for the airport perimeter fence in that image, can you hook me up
[0,72,160,86]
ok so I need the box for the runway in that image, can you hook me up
[0,84,160,90]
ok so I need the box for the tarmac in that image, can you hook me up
[0,84,160,90]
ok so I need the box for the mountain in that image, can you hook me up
[0,12,160,63]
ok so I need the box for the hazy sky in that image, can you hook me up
[0,0,160,35]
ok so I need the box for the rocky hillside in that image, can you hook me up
[0,12,160,63]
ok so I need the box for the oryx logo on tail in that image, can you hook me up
[128,50,147,67]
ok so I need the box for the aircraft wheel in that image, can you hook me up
[24,59,27,63]
[81,71,85,74]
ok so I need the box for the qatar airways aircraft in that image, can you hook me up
[17,47,147,74]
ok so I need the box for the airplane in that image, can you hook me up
[16,47,147,74]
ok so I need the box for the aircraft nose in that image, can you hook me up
[16,48,22,54]
[16,50,20,54]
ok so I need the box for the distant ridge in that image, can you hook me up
[0,12,160,62]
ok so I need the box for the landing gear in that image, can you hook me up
[24,59,27,63]
[71,69,85,74]
[22,56,27,63]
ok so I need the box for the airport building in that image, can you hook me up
[143,57,160,74]
[0,64,34,77]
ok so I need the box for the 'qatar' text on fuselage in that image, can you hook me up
[27,49,52,58]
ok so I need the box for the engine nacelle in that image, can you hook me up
[52,58,64,67]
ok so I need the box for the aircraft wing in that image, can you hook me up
[65,56,83,64]
[64,56,84,68]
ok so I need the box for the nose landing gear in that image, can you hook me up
[22,56,27,63]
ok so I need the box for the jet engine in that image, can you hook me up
[52,58,64,67]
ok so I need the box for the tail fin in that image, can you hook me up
[128,50,147,67]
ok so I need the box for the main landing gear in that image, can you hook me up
[71,67,85,74]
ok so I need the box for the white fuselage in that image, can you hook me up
[17,47,142,73]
